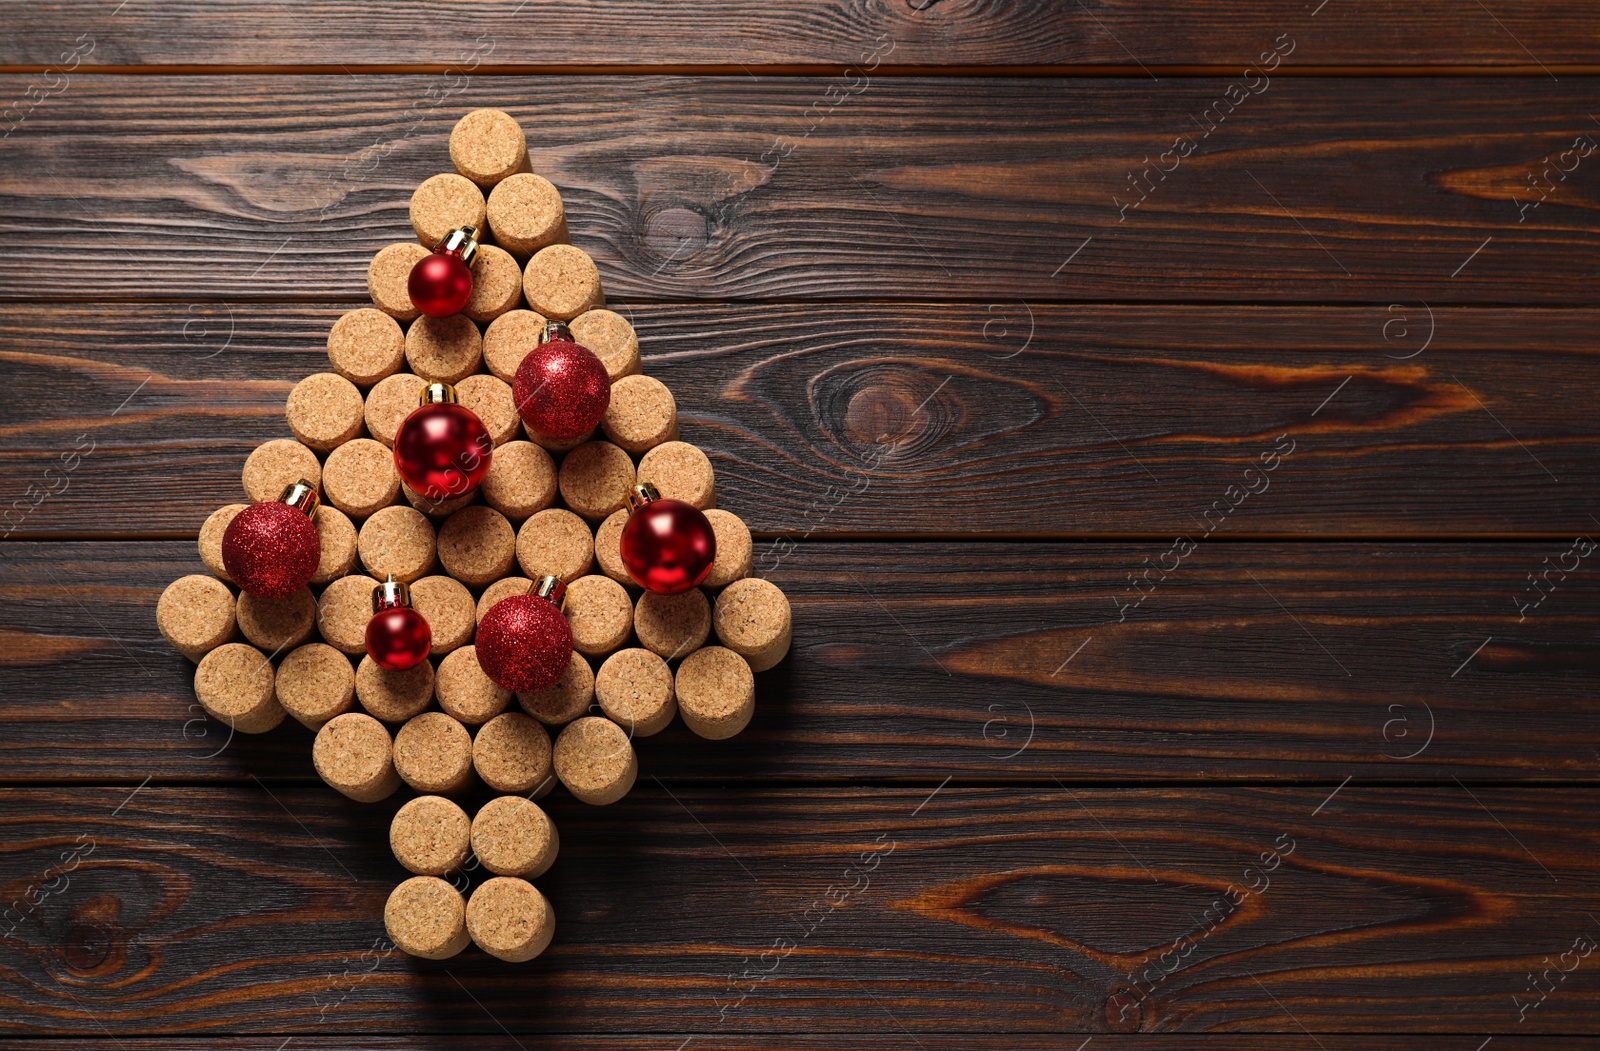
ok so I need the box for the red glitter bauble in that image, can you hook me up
[408,251,474,318]
[621,498,717,594]
[393,402,494,499]
[476,594,573,693]
[221,501,321,599]
[365,607,432,670]
[513,336,610,440]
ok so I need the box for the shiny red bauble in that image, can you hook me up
[221,497,321,599]
[513,333,610,440]
[365,606,432,670]
[477,591,572,693]
[408,251,473,318]
[621,494,717,595]
[393,401,493,499]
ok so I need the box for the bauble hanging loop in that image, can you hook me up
[221,479,323,598]
[513,319,611,441]
[619,481,717,594]
[408,225,479,318]
[393,381,494,500]
[365,574,432,671]
[475,574,573,693]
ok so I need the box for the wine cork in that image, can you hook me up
[405,314,483,385]
[316,573,379,655]
[194,642,285,734]
[357,654,436,724]
[593,509,631,587]
[327,307,406,386]
[402,480,478,520]
[467,877,554,963]
[464,244,524,323]
[450,108,529,188]
[410,575,476,656]
[703,509,753,588]
[472,712,554,795]
[482,309,546,383]
[634,588,711,662]
[410,173,487,248]
[557,441,636,522]
[236,586,317,654]
[570,309,641,382]
[564,575,633,657]
[394,711,475,794]
[486,173,567,258]
[365,373,428,447]
[524,423,593,454]
[358,505,437,584]
[517,651,594,727]
[595,648,676,737]
[310,505,360,586]
[275,642,356,730]
[438,506,516,587]
[713,577,792,672]
[198,504,246,582]
[477,576,534,624]
[436,645,511,726]
[286,372,365,452]
[553,716,637,805]
[367,242,431,321]
[323,438,401,519]
[515,508,593,583]
[675,646,755,740]
[601,375,677,454]
[636,441,715,510]
[523,243,603,321]
[241,439,321,504]
[471,796,558,878]
[391,795,471,876]
[157,574,237,662]
[479,441,556,521]
[386,876,469,960]
[455,374,520,446]
[314,711,402,802]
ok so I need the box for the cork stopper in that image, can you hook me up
[409,575,476,656]
[477,576,533,623]
[713,577,792,672]
[242,439,321,504]
[157,574,237,662]
[394,711,476,794]
[472,796,558,878]
[236,586,317,653]
[523,422,593,454]
[517,651,594,727]
[405,314,483,385]
[437,506,517,586]
[515,508,594,583]
[634,588,711,662]
[557,441,637,522]
[367,242,432,321]
[636,441,716,510]
[322,438,401,518]
[436,645,512,726]
[286,372,366,452]
[391,795,472,876]
[595,648,677,737]
[198,504,247,583]
[554,716,637,805]
[601,375,678,454]
[593,509,631,588]
[455,374,521,447]
[314,711,402,802]
[675,646,756,740]
[316,574,380,655]
[358,505,438,584]
[569,309,641,382]
[522,243,603,321]
[309,505,359,586]
[478,441,556,521]
[193,642,283,733]
[563,575,633,657]
[459,243,523,323]
[365,373,428,447]
[450,109,529,188]
[327,307,406,386]
[356,654,436,724]
[482,309,547,383]
[487,172,568,259]
[466,876,555,963]
[386,876,469,960]
[402,481,479,520]
[702,509,753,588]
[410,173,488,248]
[473,712,554,795]
[275,642,356,730]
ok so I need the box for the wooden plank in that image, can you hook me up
[0,1042,1590,1051]
[1,784,1595,1034]
[3,540,1595,782]
[2,77,1599,304]
[3,303,1597,539]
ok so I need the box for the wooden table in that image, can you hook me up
[2,4,1598,1046]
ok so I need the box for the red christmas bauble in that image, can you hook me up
[621,496,717,594]
[365,606,432,670]
[408,251,473,318]
[513,335,610,440]
[221,501,321,598]
[477,593,572,693]
[393,402,493,499]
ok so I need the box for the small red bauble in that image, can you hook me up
[408,226,479,318]
[365,576,432,671]
[513,320,611,440]
[476,576,573,693]
[620,483,717,594]
[221,480,322,598]
[393,382,494,500]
